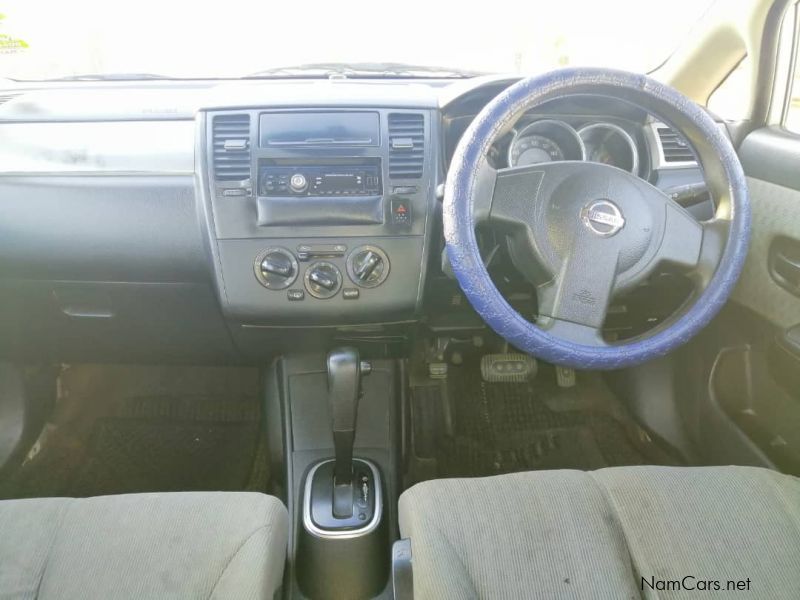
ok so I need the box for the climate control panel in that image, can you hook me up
[252,243,392,301]
[216,236,423,324]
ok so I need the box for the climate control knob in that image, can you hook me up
[347,245,390,288]
[254,248,298,290]
[304,261,342,299]
[289,173,308,193]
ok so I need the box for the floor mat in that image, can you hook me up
[0,366,267,499]
[416,362,682,480]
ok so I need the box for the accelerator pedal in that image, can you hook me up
[480,353,537,383]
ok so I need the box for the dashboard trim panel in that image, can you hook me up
[0,121,195,175]
[0,75,718,363]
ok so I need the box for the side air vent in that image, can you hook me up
[212,114,252,182]
[655,124,696,164]
[388,113,425,179]
[0,93,21,106]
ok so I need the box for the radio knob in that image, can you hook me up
[289,173,308,193]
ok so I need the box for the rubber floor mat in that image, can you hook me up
[68,418,259,496]
[0,366,267,499]
[428,363,681,479]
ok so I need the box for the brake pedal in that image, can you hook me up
[480,353,537,383]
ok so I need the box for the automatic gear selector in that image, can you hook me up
[301,347,383,534]
[296,349,390,598]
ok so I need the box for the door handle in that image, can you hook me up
[769,236,800,296]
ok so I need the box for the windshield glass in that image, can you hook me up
[1,0,716,81]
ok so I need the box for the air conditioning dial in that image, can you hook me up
[347,245,390,288]
[304,261,342,299]
[254,248,298,290]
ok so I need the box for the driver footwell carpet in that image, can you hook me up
[413,363,683,480]
[0,365,268,499]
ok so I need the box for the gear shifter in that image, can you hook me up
[327,347,371,518]
[299,348,385,599]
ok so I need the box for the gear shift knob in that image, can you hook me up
[327,347,369,487]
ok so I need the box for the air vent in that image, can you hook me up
[655,124,696,164]
[388,113,425,179]
[212,114,252,182]
[0,93,21,106]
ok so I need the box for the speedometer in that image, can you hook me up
[507,119,585,167]
[509,135,563,166]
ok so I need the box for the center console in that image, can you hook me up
[198,106,438,333]
[264,350,400,599]
[196,96,433,595]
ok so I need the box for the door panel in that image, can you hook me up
[676,126,800,474]
[689,126,800,473]
[732,174,800,327]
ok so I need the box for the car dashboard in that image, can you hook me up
[0,77,714,362]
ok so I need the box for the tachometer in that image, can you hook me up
[578,122,639,174]
[508,119,585,167]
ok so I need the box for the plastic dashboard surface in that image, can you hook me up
[0,75,711,361]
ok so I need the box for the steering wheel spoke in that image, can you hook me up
[653,190,730,287]
[693,218,730,286]
[537,232,620,331]
[486,164,550,227]
[470,158,498,224]
[654,200,705,269]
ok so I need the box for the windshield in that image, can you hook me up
[1,0,716,81]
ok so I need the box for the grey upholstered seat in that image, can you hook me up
[399,466,800,599]
[0,492,289,600]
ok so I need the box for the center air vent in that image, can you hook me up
[388,113,424,179]
[655,124,696,164]
[212,114,252,182]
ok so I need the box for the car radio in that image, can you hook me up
[259,164,382,197]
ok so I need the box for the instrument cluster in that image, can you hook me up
[503,118,641,175]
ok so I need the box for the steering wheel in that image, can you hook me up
[444,68,751,369]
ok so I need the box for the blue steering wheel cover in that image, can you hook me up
[444,68,751,369]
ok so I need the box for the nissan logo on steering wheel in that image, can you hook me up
[580,200,626,237]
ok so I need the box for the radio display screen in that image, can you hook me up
[321,174,360,191]
[259,112,380,147]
